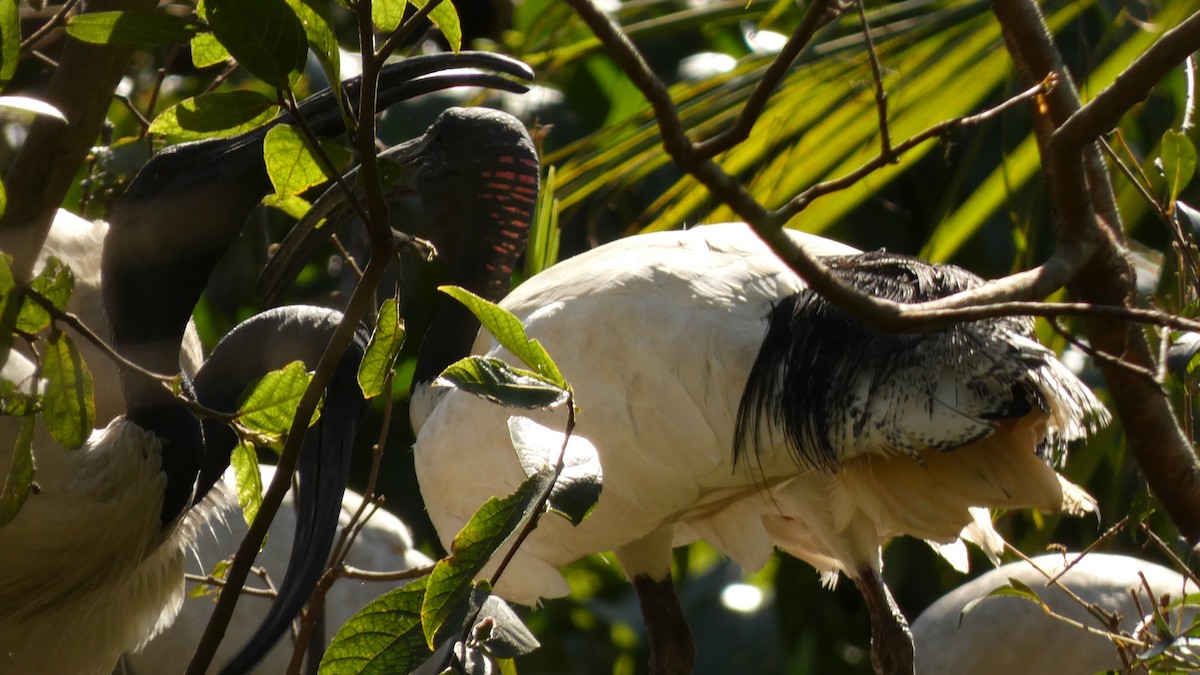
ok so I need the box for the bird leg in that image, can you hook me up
[852,567,915,675]
[631,574,696,675]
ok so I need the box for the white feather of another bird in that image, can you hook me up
[119,464,432,675]
[912,552,1198,675]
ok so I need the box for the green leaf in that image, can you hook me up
[287,0,341,92]
[236,360,318,439]
[508,416,602,526]
[437,356,569,410]
[206,0,308,89]
[190,31,231,69]
[0,0,15,87]
[16,256,74,335]
[65,10,205,45]
[959,578,1048,627]
[421,468,555,649]
[263,124,349,196]
[320,577,434,674]
[0,377,40,416]
[359,297,405,399]
[262,193,313,220]
[438,286,567,389]
[372,0,408,32]
[189,558,231,598]
[41,332,94,450]
[1163,129,1197,207]
[0,96,66,124]
[525,165,560,278]
[415,0,461,53]
[148,91,279,140]
[0,177,5,218]
[0,415,34,526]
[231,440,263,526]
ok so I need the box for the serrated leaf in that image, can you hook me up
[359,297,405,399]
[206,0,307,89]
[0,415,34,526]
[262,193,312,220]
[264,124,349,196]
[415,0,461,53]
[65,10,205,45]
[16,256,73,334]
[422,468,555,649]
[190,31,231,68]
[438,286,567,389]
[437,356,568,410]
[236,360,319,439]
[0,96,67,123]
[148,91,279,140]
[1163,129,1197,207]
[287,0,340,94]
[42,333,94,450]
[0,0,17,86]
[320,577,433,674]
[231,440,263,526]
[373,0,408,32]
[508,416,602,526]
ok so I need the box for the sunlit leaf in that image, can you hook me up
[373,0,408,32]
[17,256,74,335]
[286,0,341,91]
[0,96,67,123]
[66,10,204,45]
[439,286,567,389]
[321,577,433,674]
[422,468,555,649]
[414,0,461,53]
[0,416,34,526]
[262,193,312,220]
[0,0,16,86]
[236,360,318,439]
[1162,129,1197,207]
[190,31,231,68]
[263,124,349,196]
[359,297,405,399]
[41,332,94,450]
[436,356,569,410]
[231,440,263,526]
[148,91,279,140]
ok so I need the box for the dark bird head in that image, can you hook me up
[100,53,534,525]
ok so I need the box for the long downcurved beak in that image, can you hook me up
[189,306,369,675]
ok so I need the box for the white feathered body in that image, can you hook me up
[122,465,432,674]
[413,223,1104,604]
[0,210,208,674]
[912,553,1197,675]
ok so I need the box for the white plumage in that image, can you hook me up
[412,222,1106,672]
[121,464,432,674]
[912,552,1197,674]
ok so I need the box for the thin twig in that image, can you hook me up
[18,0,80,53]
[857,0,894,160]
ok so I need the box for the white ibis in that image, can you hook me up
[912,552,1198,675]
[401,112,1106,673]
[121,464,433,674]
[0,54,534,675]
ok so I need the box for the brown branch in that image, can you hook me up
[18,0,80,53]
[993,0,1200,543]
[857,0,893,160]
[692,0,837,158]
[186,254,391,674]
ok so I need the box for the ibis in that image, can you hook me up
[0,53,534,675]
[912,552,1197,674]
[398,113,1106,673]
